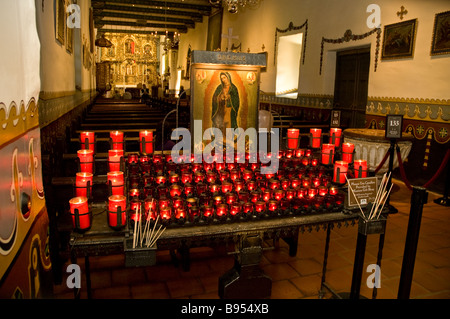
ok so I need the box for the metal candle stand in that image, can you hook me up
[72,207,93,233]
[348,209,387,299]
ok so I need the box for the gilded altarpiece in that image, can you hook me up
[99,33,159,88]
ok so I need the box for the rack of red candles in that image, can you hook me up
[120,150,347,229]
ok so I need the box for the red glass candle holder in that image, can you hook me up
[238,190,249,203]
[268,199,278,212]
[329,186,339,196]
[354,159,368,178]
[186,197,198,208]
[172,197,184,209]
[110,131,124,150]
[342,142,355,163]
[69,196,91,231]
[75,172,93,198]
[107,171,124,196]
[297,187,307,199]
[234,179,245,193]
[268,178,280,190]
[287,128,300,149]
[181,171,193,184]
[213,195,224,206]
[144,198,157,221]
[209,183,220,194]
[155,175,167,185]
[255,201,266,213]
[250,191,261,203]
[312,176,321,188]
[286,188,296,200]
[169,184,182,198]
[139,130,153,155]
[160,206,172,221]
[169,173,179,184]
[77,149,94,173]
[318,186,328,196]
[274,189,285,201]
[310,128,322,148]
[202,204,214,220]
[196,182,207,195]
[131,201,145,225]
[221,181,233,194]
[194,171,205,183]
[302,176,311,188]
[243,202,254,214]
[80,131,95,152]
[108,195,127,229]
[308,187,318,199]
[206,171,217,183]
[330,128,342,148]
[333,161,348,184]
[246,180,257,191]
[225,192,237,205]
[230,169,240,181]
[321,144,335,165]
[230,203,241,217]
[127,153,139,165]
[129,188,140,200]
[108,149,124,172]
[290,177,300,189]
[184,183,194,196]
[215,203,228,218]
[262,189,272,202]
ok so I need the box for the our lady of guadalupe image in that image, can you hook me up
[211,71,240,134]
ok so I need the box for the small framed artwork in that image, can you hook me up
[55,0,65,45]
[431,10,450,56]
[206,9,223,51]
[381,19,417,60]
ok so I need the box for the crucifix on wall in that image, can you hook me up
[222,27,239,52]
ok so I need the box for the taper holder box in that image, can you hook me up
[123,238,157,267]
[358,214,387,235]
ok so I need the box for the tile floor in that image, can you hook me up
[52,179,450,299]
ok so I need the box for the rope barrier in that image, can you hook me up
[396,146,450,191]
[374,148,391,174]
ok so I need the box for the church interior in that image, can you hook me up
[0,0,449,302]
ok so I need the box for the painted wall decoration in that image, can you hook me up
[0,1,51,298]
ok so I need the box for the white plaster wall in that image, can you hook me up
[179,0,450,101]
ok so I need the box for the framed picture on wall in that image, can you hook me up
[431,10,450,56]
[206,9,223,51]
[381,19,417,60]
[55,0,65,45]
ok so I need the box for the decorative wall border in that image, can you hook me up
[320,28,381,75]
[274,20,308,65]
[366,97,450,123]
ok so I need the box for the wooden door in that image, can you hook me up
[333,48,370,128]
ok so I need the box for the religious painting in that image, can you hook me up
[66,10,73,53]
[55,0,65,45]
[206,9,223,51]
[191,67,259,151]
[89,8,94,53]
[381,19,417,60]
[431,10,450,56]
[190,51,267,153]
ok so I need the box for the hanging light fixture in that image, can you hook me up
[95,33,113,48]
[209,0,261,14]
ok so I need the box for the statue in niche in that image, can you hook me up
[125,39,135,54]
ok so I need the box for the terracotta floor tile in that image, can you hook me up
[262,263,299,281]
[130,282,170,299]
[166,277,204,298]
[288,258,323,276]
[270,280,304,299]
[290,274,322,297]
[92,285,131,299]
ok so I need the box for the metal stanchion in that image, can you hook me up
[397,186,428,299]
